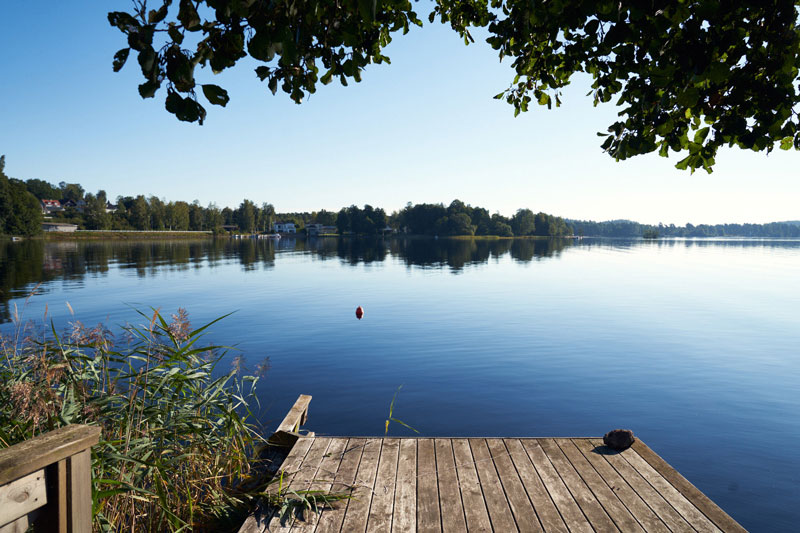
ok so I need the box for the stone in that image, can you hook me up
[603,429,635,450]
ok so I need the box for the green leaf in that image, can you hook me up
[693,127,710,144]
[202,84,230,107]
[675,155,692,170]
[358,0,377,21]
[780,136,793,150]
[113,48,130,72]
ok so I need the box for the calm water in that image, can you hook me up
[2,237,799,531]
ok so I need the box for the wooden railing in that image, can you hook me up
[0,425,101,533]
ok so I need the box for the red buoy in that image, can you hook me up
[355,306,364,319]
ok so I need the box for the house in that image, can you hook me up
[273,222,296,233]
[306,224,337,236]
[105,202,118,213]
[40,199,63,214]
[42,222,78,232]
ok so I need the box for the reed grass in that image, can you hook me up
[0,302,344,531]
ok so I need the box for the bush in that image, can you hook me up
[0,308,271,531]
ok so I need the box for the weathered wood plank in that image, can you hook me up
[486,439,541,533]
[249,437,314,533]
[570,439,670,533]
[416,439,441,533]
[340,439,383,533]
[434,439,467,533]
[587,439,694,533]
[521,440,593,533]
[269,437,332,532]
[538,439,619,532]
[291,438,348,532]
[366,438,400,533]
[0,425,100,485]
[240,435,742,533]
[315,438,367,533]
[470,439,518,532]
[451,439,492,533]
[554,439,643,532]
[266,437,315,498]
[391,439,417,533]
[0,469,46,527]
[620,445,722,533]
[631,440,747,533]
[67,449,92,533]
[277,395,312,433]
[503,439,566,533]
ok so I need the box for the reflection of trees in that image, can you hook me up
[0,241,50,321]
[391,237,562,271]
[7,236,793,323]
[509,238,569,262]
[336,237,389,265]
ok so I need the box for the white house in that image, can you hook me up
[273,222,296,233]
[42,223,78,232]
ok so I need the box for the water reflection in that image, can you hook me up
[2,236,798,322]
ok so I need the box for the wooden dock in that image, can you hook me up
[240,397,746,533]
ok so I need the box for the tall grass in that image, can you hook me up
[0,305,276,531]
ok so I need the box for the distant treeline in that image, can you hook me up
[2,154,798,238]
[389,201,572,237]
[570,219,800,238]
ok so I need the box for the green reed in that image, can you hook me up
[0,305,323,532]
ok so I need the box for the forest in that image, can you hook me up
[2,156,798,239]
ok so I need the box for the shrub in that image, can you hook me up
[0,307,270,532]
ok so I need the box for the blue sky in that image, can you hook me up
[1,1,798,224]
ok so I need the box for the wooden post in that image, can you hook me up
[0,425,101,533]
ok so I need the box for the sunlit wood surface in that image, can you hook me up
[239,437,746,532]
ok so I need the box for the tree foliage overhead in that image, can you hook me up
[109,1,800,171]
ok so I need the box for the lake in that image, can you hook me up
[2,236,798,531]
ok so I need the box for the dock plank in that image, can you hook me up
[503,439,567,533]
[587,439,695,533]
[240,436,743,533]
[486,439,542,533]
[434,439,468,533]
[554,439,643,532]
[242,438,314,533]
[452,439,492,533]
[538,439,619,532]
[392,439,418,533]
[271,437,332,532]
[290,438,348,532]
[367,438,401,533]
[416,439,441,533]
[340,439,383,533]
[470,439,518,532]
[620,445,722,533]
[521,439,593,533]
[315,438,367,533]
[570,439,670,533]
